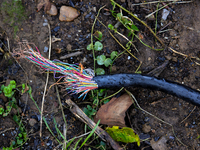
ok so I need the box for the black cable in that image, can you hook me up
[93,74,200,106]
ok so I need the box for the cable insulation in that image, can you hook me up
[93,74,200,106]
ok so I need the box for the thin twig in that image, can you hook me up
[0,128,15,134]
[40,23,51,137]
[54,77,68,148]
[129,0,192,6]
[125,89,188,148]
[96,18,140,61]
[91,5,106,73]
[110,0,164,47]
[180,106,196,124]
[145,2,173,19]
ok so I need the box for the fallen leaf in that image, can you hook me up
[59,6,80,22]
[106,126,140,146]
[37,0,51,12]
[94,94,133,127]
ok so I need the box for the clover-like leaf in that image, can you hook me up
[87,43,93,50]
[95,68,105,75]
[94,41,103,51]
[104,58,112,67]
[111,51,118,60]
[97,55,106,65]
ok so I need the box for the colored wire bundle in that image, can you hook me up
[18,44,98,97]
[15,43,200,106]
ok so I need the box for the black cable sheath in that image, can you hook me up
[92,74,200,106]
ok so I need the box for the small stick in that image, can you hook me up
[129,0,192,6]
[60,51,83,60]
[180,106,196,124]
[65,98,123,150]
[40,23,52,137]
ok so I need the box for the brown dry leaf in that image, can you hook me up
[37,0,51,12]
[94,94,133,127]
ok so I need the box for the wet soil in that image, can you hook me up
[0,0,200,149]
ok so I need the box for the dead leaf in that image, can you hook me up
[94,94,133,127]
[37,0,51,12]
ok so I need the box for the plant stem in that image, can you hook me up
[91,5,106,73]
[110,0,164,47]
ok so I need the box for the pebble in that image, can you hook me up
[29,118,37,126]
[142,123,151,133]
[172,57,178,62]
[67,44,72,51]
[53,26,60,32]
[165,55,172,60]
[111,66,117,73]
[44,46,48,53]
[46,4,58,16]
[59,6,80,22]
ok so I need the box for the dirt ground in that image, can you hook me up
[0,0,200,149]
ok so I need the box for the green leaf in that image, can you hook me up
[110,51,118,60]
[108,24,114,30]
[87,43,93,50]
[1,85,5,91]
[106,126,140,146]
[97,55,106,65]
[18,133,22,137]
[103,99,110,104]
[17,138,23,145]
[13,114,20,123]
[94,41,103,51]
[116,13,122,20]
[128,31,132,37]
[10,80,16,86]
[0,107,4,115]
[95,68,105,75]
[131,24,139,31]
[94,31,103,41]
[104,58,112,67]
[22,83,25,89]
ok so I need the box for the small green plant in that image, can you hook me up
[83,105,97,119]
[0,80,28,149]
[0,80,17,117]
[87,41,103,51]
[1,0,26,37]
[95,51,118,75]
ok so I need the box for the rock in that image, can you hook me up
[67,44,72,51]
[29,118,37,127]
[46,4,57,16]
[111,66,117,73]
[165,55,172,60]
[59,6,80,22]
[150,136,167,150]
[172,57,178,62]
[142,123,151,133]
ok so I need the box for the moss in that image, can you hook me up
[1,0,26,37]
